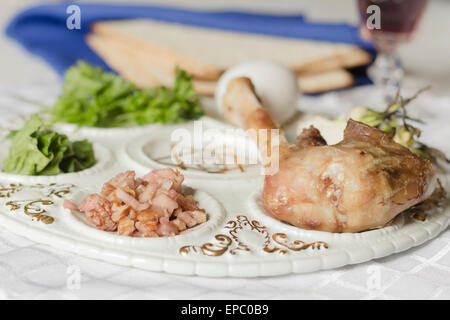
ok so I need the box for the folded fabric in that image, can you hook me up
[6,3,374,86]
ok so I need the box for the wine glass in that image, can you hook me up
[358,0,428,102]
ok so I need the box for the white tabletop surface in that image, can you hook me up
[0,0,449,300]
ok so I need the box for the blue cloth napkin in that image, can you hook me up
[6,3,374,86]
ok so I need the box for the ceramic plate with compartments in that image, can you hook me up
[0,113,449,278]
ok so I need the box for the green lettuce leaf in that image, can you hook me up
[2,115,96,175]
[49,61,203,127]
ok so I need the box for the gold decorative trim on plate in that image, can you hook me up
[0,183,74,198]
[179,215,328,256]
[6,199,55,224]
[0,183,74,224]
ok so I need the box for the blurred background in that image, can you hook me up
[0,1,449,300]
[1,0,449,95]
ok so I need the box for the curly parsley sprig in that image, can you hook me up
[48,61,204,127]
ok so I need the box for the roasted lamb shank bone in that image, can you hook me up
[222,77,290,163]
[223,77,435,233]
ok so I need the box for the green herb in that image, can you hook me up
[2,115,96,175]
[48,61,203,127]
[357,87,450,165]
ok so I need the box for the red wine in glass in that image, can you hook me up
[357,0,428,100]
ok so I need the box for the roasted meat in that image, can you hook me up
[222,77,435,233]
[263,120,435,232]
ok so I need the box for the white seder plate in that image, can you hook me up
[0,87,449,277]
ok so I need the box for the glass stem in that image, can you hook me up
[368,51,404,103]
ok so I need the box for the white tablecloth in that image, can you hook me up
[0,82,449,300]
